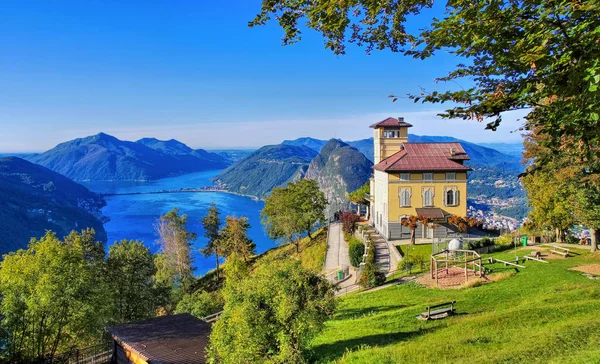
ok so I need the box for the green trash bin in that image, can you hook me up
[521,236,528,246]
[337,270,343,280]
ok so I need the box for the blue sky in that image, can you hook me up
[0,0,527,152]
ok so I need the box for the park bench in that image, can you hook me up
[550,246,569,257]
[418,301,456,321]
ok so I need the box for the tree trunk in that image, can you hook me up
[591,228,599,252]
[410,229,416,245]
[307,228,313,240]
[215,253,220,281]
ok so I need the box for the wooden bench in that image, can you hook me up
[419,301,456,321]
[550,246,569,257]
[524,252,548,263]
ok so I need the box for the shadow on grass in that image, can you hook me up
[334,304,410,321]
[310,327,437,362]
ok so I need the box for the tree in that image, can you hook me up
[201,203,223,281]
[522,127,600,251]
[347,182,370,218]
[262,179,327,253]
[175,290,224,319]
[154,208,197,294]
[106,240,163,323]
[0,230,110,362]
[251,1,600,172]
[219,216,256,263]
[448,216,482,234]
[208,258,336,363]
[340,211,361,235]
[401,215,429,245]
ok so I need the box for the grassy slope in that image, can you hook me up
[311,247,600,363]
[192,228,327,292]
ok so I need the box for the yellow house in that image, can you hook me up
[369,117,471,240]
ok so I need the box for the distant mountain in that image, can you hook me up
[283,135,522,171]
[305,140,373,217]
[26,133,228,181]
[282,137,328,152]
[478,142,524,159]
[0,157,107,255]
[213,144,318,197]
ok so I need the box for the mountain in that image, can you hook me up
[26,133,228,181]
[478,142,524,158]
[137,138,228,165]
[0,157,107,255]
[282,137,328,152]
[305,139,373,217]
[213,144,318,197]
[284,135,522,171]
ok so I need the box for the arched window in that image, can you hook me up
[423,189,433,207]
[400,189,411,207]
[446,189,455,206]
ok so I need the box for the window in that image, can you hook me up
[383,130,399,138]
[423,189,434,207]
[445,189,459,206]
[446,172,456,180]
[400,189,411,207]
[400,173,410,181]
[423,173,433,181]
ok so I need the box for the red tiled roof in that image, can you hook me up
[416,208,446,220]
[373,142,471,172]
[109,314,210,364]
[369,117,413,128]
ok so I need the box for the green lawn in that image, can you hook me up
[310,247,600,363]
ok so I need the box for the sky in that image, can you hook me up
[0,0,528,152]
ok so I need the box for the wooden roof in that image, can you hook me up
[108,313,210,364]
[415,208,447,220]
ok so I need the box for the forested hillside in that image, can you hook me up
[0,157,107,255]
[213,144,318,197]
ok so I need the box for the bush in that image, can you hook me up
[175,290,224,319]
[468,237,495,250]
[358,243,385,288]
[348,237,365,268]
[340,211,361,234]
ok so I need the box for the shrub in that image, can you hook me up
[348,237,365,268]
[175,290,224,319]
[358,244,385,288]
[340,211,361,234]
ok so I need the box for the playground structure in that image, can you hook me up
[430,249,483,287]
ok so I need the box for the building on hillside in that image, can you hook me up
[369,117,471,240]
[108,313,210,364]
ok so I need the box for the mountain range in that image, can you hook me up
[0,157,107,255]
[213,144,318,198]
[26,133,229,181]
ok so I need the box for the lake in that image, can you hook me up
[82,170,277,275]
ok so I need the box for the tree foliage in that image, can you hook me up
[201,202,223,280]
[106,239,165,323]
[401,215,428,244]
[175,290,224,319]
[348,237,365,268]
[0,230,110,362]
[251,0,600,171]
[340,211,361,235]
[208,258,336,363]
[447,216,482,234]
[154,208,197,294]
[219,216,256,263]
[262,179,327,253]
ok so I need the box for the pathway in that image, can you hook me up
[362,226,402,274]
[323,222,350,272]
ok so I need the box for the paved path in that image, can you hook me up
[323,222,350,273]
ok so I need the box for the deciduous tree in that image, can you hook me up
[155,208,197,296]
[262,179,327,253]
[219,216,256,263]
[106,239,163,323]
[208,258,336,363]
[448,216,482,234]
[0,230,110,362]
[251,0,600,172]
